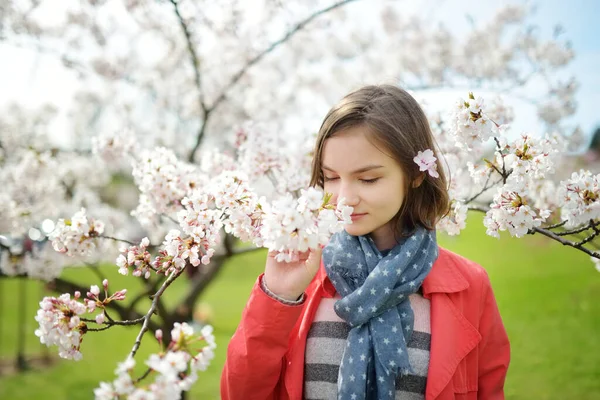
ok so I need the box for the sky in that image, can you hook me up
[0,0,598,147]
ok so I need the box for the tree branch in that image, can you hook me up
[493,137,510,183]
[554,220,600,236]
[126,277,160,316]
[543,220,568,230]
[463,175,503,204]
[531,227,599,258]
[169,0,212,163]
[169,0,206,113]
[99,235,135,246]
[186,0,358,162]
[468,208,600,258]
[129,268,185,359]
[134,367,153,384]
[209,0,358,112]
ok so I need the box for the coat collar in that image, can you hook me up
[422,247,470,298]
[316,246,469,298]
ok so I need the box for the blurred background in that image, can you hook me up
[0,0,599,399]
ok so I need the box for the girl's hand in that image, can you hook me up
[263,247,323,301]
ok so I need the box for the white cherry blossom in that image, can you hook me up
[557,170,600,228]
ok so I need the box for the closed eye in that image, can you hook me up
[323,176,339,182]
[361,178,380,184]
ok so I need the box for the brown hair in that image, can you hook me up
[310,84,449,238]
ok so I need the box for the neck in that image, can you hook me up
[368,223,400,251]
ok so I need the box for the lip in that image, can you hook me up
[350,213,367,221]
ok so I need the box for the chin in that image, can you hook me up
[344,225,371,237]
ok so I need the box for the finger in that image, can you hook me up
[296,250,311,262]
[305,246,322,272]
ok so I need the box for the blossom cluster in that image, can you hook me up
[153,230,215,274]
[260,188,353,262]
[94,323,216,400]
[232,123,310,193]
[131,147,203,225]
[116,237,154,278]
[233,123,283,182]
[484,189,550,238]
[437,201,468,236]
[0,148,64,236]
[48,208,105,257]
[34,280,127,361]
[441,93,565,239]
[449,93,499,150]
[112,171,352,278]
[498,133,561,191]
[557,170,600,228]
[178,181,351,265]
[35,292,87,361]
[91,129,136,165]
[0,241,67,281]
[208,172,263,243]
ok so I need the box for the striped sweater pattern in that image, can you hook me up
[304,293,431,400]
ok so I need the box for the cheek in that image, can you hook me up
[373,184,405,209]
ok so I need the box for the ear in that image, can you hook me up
[412,173,426,188]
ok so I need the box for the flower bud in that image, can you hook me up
[95,313,105,324]
[155,329,163,341]
[102,279,109,289]
[112,289,127,301]
[90,285,100,296]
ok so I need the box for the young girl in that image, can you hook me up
[221,85,510,400]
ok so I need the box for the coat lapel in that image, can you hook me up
[422,249,482,399]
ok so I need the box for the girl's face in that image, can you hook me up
[321,126,407,250]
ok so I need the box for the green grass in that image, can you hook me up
[0,213,599,399]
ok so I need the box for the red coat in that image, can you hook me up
[221,247,510,399]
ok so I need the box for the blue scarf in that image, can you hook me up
[322,226,438,400]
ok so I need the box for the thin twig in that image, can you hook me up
[467,205,489,213]
[543,220,568,230]
[493,137,509,183]
[232,245,265,256]
[99,235,135,246]
[134,367,153,384]
[81,316,145,326]
[126,277,160,316]
[554,220,600,236]
[574,231,600,247]
[128,268,185,359]
[86,326,112,332]
[531,227,599,258]
[463,175,503,204]
[160,214,180,225]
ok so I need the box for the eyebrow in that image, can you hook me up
[321,164,384,174]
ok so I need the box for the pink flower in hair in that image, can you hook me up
[413,149,439,178]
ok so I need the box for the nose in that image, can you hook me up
[335,181,360,207]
